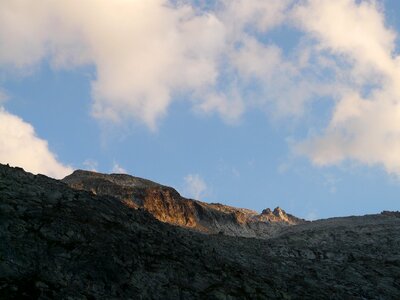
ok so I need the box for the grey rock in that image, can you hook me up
[0,164,400,299]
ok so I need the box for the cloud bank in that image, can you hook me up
[0,108,72,178]
[0,0,400,175]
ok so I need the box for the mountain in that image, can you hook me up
[62,170,305,238]
[1,164,400,299]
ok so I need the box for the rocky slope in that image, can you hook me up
[62,170,304,238]
[1,164,400,299]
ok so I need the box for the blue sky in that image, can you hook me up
[1,0,400,220]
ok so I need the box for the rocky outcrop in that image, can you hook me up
[1,164,400,299]
[62,170,305,238]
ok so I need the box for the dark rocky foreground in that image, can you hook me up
[1,164,400,299]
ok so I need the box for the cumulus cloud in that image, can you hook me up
[1,0,400,176]
[183,174,208,200]
[229,36,328,118]
[0,0,295,128]
[219,0,290,34]
[194,91,244,123]
[0,108,72,178]
[294,0,400,175]
[0,0,227,129]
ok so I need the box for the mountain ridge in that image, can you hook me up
[62,169,305,238]
[1,163,400,299]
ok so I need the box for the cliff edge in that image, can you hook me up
[62,169,305,238]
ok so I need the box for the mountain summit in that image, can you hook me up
[62,169,305,238]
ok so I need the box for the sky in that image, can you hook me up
[1,0,400,220]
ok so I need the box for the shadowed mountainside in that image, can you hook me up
[1,164,400,299]
[62,170,305,238]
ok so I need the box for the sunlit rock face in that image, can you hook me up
[62,170,306,238]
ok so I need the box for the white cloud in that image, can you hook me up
[183,174,208,200]
[0,0,293,129]
[194,91,244,124]
[293,0,400,175]
[293,0,396,79]
[220,0,291,34]
[1,0,400,176]
[0,0,227,129]
[111,162,127,174]
[0,108,72,178]
[229,36,321,118]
